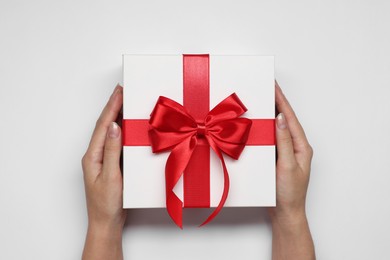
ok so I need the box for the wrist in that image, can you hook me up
[268,207,307,229]
[87,209,127,233]
[88,219,124,235]
[83,220,124,260]
[269,208,315,260]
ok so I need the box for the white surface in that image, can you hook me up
[1,1,390,259]
[123,55,275,208]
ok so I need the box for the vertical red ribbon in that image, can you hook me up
[182,55,210,208]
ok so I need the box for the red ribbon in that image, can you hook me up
[122,54,276,228]
[149,93,252,227]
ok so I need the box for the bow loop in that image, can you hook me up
[206,118,252,159]
[149,96,197,153]
[205,93,248,126]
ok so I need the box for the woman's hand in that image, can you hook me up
[81,84,125,260]
[269,82,315,260]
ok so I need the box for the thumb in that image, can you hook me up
[276,113,296,166]
[102,122,122,177]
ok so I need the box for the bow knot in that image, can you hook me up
[196,123,207,137]
[149,93,252,228]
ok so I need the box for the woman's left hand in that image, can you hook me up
[81,84,126,260]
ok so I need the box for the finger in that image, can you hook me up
[116,107,123,128]
[102,122,122,179]
[275,81,310,153]
[86,84,123,164]
[275,113,296,167]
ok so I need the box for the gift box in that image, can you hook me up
[122,54,275,227]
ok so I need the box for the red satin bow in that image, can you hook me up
[149,93,252,228]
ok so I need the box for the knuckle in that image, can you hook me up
[82,150,102,166]
[81,153,89,167]
[278,161,298,172]
[104,142,121,154]
[304,143,314,158]
[81,154,90,173]
[279,135,292,145]
[95,117,103,128]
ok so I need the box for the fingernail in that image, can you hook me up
[116,83,123,90]
[275,80,283,93]
[276,113,287,130]
[108,122,120,138]
[111,83,122,99]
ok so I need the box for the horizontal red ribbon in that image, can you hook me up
[123,119,275,146]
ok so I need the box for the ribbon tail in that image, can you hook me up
[165,136,197,228]
[199,139,230,227]
[166,190,183,229]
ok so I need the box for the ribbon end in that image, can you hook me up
[198,222,206,228]
[198,214,215,227]
[174,219,183,229]
[169,214,183,229]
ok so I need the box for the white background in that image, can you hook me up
[1,0,389,259]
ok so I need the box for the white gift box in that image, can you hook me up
[122,54,275,209]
